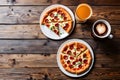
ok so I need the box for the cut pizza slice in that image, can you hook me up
[42,8,58,24]
[57,7,72,22]
[44,22,60,36]
[59,21,73,33]
[75,49,92,74]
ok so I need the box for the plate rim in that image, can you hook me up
[57,39,94,77]
[39,4,75,40]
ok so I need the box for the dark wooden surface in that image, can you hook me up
[0,0,120,80]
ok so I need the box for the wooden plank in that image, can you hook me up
[0,24,119,39]
[90,0,120,6]
[0,0,88,6]
[0,67,119,80]
[0,53,119,68]
[0,0,119,6]
[0,6,119,24]
[0,39,119,54]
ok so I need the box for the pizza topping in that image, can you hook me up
[46,24,50,27]
[70,56,74,60]
[73,61,76,65]
[79,58,82,62]
[83,54,87,58]
[78,65,82,68]
[64,17,67,20]
[76,47,80,51]
[55,23,59,27]
[52,19,55,22]
[54,16,59,20]
[63,23,69,30]
[63,55,68,60]
[53,30,58,34]
[61,13,65,17]
[83,59,88,64]
[45,19,49,23]
[50,13,54,17]
[66,50,71,55]
[69,43,74,50]
[63,46,68,51]
[73,52,76,56]
[64,64,67,68]
[67,60,70,64]
[69,65,73,68]
[58,10,62,14]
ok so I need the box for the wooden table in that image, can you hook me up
[0,0,120,80]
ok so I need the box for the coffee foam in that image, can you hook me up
[96,23,106,35]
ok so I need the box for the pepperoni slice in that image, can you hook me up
[76,47,80,51]
[50,13,54,17]
[53,30,57,33]
[58,10,62,14]
[55,23,59,27]
[73,61,76,65]
[61,13,65,17]
[45,19,49,23]
[63,46,68,51]
[54,16,59,20]
[64,64,67,68]
[46,24,50,28]
[78,65,82,68]
[64,17,67,20]
[67,50,71,55]
[79,58,82,62]
[52,19,55,22]
[67,60,70,64]
[63,55,68,60]
[69,65,73,68]
[63,23,69,30]
[70,56,74,60]
[83,59,88,64]
[69,44,74,50]
[83,54,87,58]
[75,59,79,62]
[77,43,84,49]
[73,52,76,56]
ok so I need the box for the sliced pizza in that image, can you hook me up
[60,41,92,74]
[41,7,73,36]
[44,22,60,36]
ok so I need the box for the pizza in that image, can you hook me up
[60,41,92,74]
[41,7,73,36]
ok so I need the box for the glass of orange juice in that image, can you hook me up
[75,3,93,23]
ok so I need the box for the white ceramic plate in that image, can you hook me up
[39,4,75,40]
[57,39,94,77]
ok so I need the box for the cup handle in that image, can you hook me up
[108,34,113,39]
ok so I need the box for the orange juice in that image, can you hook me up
[75,3,92,22]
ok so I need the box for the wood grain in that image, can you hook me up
[0,0,120,6]
[0,53,119,68]
[0,54,119,79]
[0,0,88,6]
[0,24,119,39]
[0,39,119,54]
[0,6,119,24]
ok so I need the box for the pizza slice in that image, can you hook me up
[59,21,73,33]
[75,49,92,74]
[42,8,58,24]
[43,22,60,36]
[57,7,72,22]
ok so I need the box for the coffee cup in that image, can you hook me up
[92,19,113,39]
